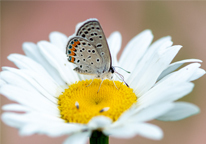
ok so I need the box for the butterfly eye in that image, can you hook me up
[77,60,80,63]
[69,45,72,49]
[88,56,91,59]
[92,27,94,29]
[92,50,95,53]
[89,38,93,41]
[99,36,102,38]
[82,34,85,38]
[101,52,104,55]
[96,27,100,30]
[68,50,71,54]
[80,65,82,68]
[74,39,78,42]
[94,33,97,35]
[88,50,91,53]
[82,43,86,45]
[91,62,93,65]
[88,28,91,31]
[83,59,86,61]
[88,43,91,46]
[85,31,88,34]
[71,41,74,44]
[96,59,100,62]
[91,33,94,36]
[82,48,85,51]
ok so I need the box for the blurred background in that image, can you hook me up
[1,1,206,144]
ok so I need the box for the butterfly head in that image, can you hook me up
[100,67,114,80]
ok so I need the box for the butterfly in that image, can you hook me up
[66,18,129,90]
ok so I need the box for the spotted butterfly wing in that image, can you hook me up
[66,37,103,75]
[76,19,112,72]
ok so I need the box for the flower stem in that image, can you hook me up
[90,130,109,144]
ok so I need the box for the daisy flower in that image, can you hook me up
[1,19,205,144]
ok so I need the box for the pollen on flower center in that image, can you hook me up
[58,79,137,124]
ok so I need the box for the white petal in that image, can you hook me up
[107,31,122,66]
[22,70,63,99]
[138,63,199,106]
[158,59,202,80]
[37,41,79,84]
[20,122,84,137]
[8,54,53,81]
[117,103,173,126]
[63,131,91,144]
[23,42,66,85]
[0,79,6,87]
[119,30,153,80]
[138,82,194,108]
[0,70,37,93]
[103,123,137,138]
[156,63,201,85]
[49,31,68,53]
[2,112,83,137]
[129,103,174,122]
[104,123,163,140]
[127,36,173,83]
[131,45,182,96]
[2,112,27,128]
[134,123,163,140]
[0,84,59,116]
[88,116,112,129]
[157,102,200,121]
[2,104,31,112]
[189,68,205,81]
[2,67,59,103]
[8,54,64,93]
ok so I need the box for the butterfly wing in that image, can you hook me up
[66,37,103,75]
[76,19,112,72]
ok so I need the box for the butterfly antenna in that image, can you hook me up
[114,73,122,81]
[113,66,131,74]
[114,70,129,87]
[114,73,124,87]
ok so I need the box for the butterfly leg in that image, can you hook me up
[87,79,94,87]
[97,79,104,93]
[112,79,119,90]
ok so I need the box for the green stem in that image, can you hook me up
[90,130,109,144]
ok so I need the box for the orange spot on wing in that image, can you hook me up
[70,47,76,51]
[69,51,76,56]
[72,41,80,48]
[75,41,80,45]
[71,57,75,63]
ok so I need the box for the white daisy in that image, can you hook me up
[1,21,205,144]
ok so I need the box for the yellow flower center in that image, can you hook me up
[58,79,137,124]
